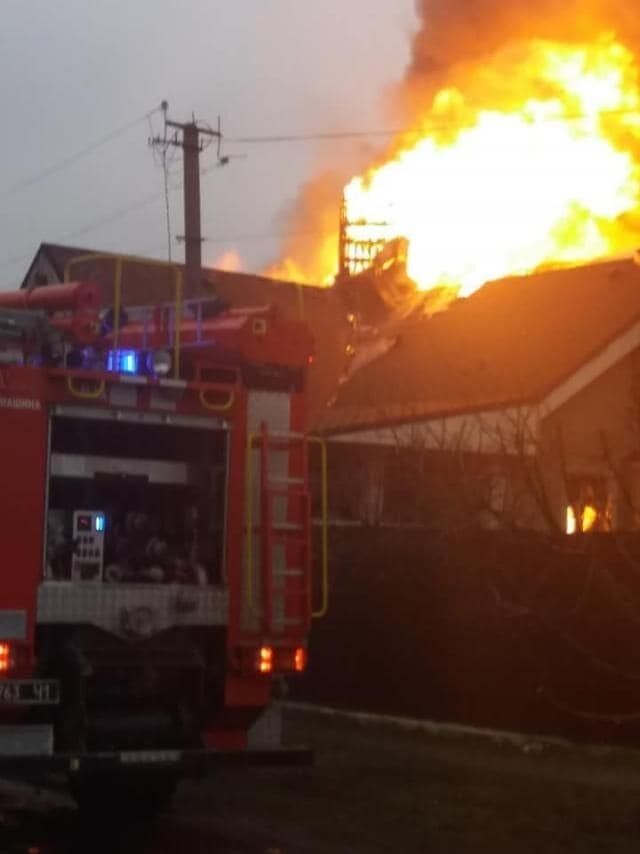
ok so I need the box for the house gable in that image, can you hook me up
[541,318,640,417]
[21,244,61,289]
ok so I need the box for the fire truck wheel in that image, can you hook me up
[70,770,178,817]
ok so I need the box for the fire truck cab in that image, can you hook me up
[0,256,326,809]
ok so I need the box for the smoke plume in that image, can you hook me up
[263,171,343,284]
[406,0,640,97]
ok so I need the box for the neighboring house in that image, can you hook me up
[316,256,640,533]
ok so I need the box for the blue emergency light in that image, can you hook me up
[106,349,139,374]
[95,514,106,533]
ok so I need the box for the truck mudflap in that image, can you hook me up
[0,745,314,776]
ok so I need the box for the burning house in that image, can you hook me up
[258,0,640,535]
[316,255,640,533]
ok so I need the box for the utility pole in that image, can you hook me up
[150,103,221,297]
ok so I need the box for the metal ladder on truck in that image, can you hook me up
[245,424,328,647]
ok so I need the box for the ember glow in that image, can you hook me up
[344,37,640,297]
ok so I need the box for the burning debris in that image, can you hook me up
[271,0,640,305]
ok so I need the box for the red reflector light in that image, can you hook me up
[257,646,273,674]
[0,643,13,673]
[294,647,307,672]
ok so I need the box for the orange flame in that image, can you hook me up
[566,504,599,534]
[274,36,640,295]
[345,36,640,296]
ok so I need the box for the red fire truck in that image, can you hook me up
[0,255,327,810]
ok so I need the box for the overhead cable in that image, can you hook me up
[0,105,163,200]
[227,106,639,145]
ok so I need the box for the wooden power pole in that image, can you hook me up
[150,105,220,296]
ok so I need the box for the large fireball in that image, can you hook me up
[272,35,640,297]
[344,37,640,296]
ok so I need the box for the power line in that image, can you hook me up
[0,186,175,277]
[161,147,173,262]
[0,147,205,280]
[228,130,403,145]
[227,106,640,145]
[0,105,163,201]
[203,229,323,245]
[58,189,172,244]
[147,102,175,262]
[0,162,186,277]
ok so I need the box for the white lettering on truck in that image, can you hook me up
[0,397,41,411]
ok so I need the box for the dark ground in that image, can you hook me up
[4,706,640,853]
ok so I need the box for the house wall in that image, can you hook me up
[541,348,640,531]
[322,442,386,525]
[323,439,541,530]
[324,349,640,533]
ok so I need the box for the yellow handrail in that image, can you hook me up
[113,257,122,350]
[63,252,183,379]
[66,376,105,400]
[199,387,235,412]
[308,435,329,618]
[245,432,260,612]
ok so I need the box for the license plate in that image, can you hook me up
[0,680,59,705]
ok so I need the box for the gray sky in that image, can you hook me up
[0,0,416,288]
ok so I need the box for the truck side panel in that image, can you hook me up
[0,381,48,657]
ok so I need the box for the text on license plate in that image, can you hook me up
[0,680,60,705]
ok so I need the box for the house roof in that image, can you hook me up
[22,243,351,418]
[317,256,640,433]
[23,241,319,307]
